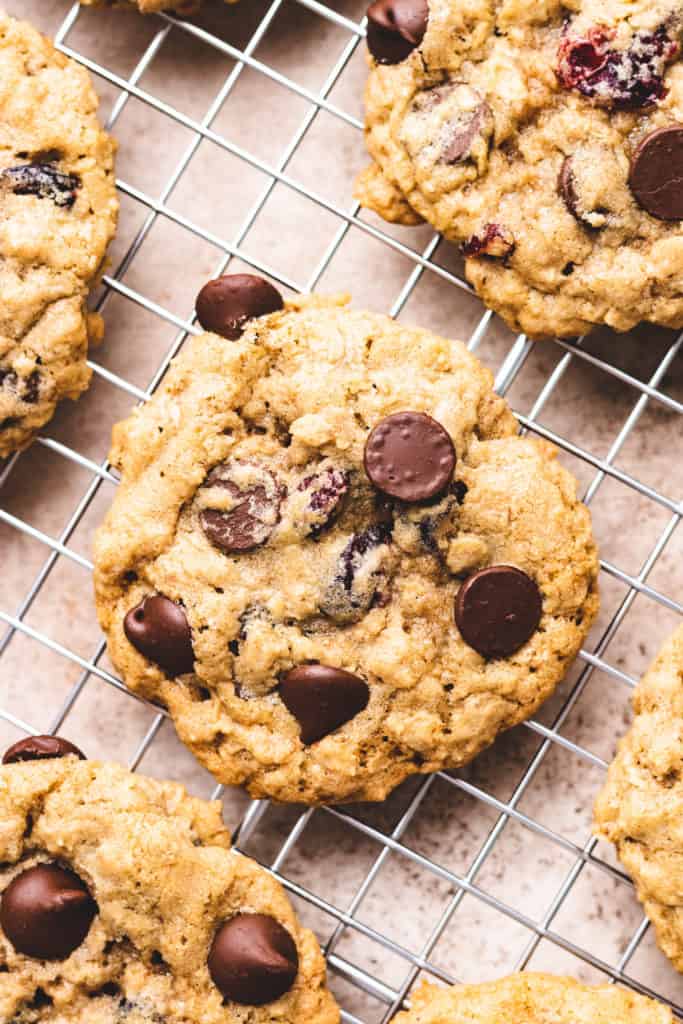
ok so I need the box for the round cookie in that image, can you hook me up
[0,753,338,1023]
[357,0,683,339]
[595,623,683,973]
[391,974,672,1024]
[0,13,118,459]
[93,280,599,805]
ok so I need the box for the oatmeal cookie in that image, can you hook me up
[358,0,683,339]
[0,12,118,457]
[0,749,338,1023]
[595,622,683,973]
[392,974,671,1024]
[93,275,599,805]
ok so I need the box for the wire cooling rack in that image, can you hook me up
[1,1,683,1021]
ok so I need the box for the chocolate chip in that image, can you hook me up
[0,163,80,208]
[366,0,428,64]
[1,863,97,960]
[559,148,631,229]
[320,524,393,623]
[410,82,492,164]
[3,736,85,765]
[195,274,284,339]
[296,466,350,537]
[364,411,455,503]
[208,914,298,1005]
[279,664,370,744]
[124,595,194,677]
[455,565,542,659]
[629,125,683,221]
[199,461,285,553]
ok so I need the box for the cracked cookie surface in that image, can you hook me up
[0,756,338,1023]
[392,974,672,1024]
[93,291,599,805]
[595,623,683,974]
[358,0,683,339]
[0,12,118,458]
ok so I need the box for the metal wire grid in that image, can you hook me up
[0,1,682,1021]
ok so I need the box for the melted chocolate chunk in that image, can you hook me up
[199,461,285,553]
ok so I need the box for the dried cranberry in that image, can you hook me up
[320,524,393,623]
[557,25,679,109]
[462,224,515,260]
[297,466,350,537]
[0,163,80,208]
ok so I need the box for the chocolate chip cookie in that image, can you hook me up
[392,974,672,1024]
[93,275,599,805]
[0,14,118,458]
[595,623,683,973]
[0,750,338,1023]
[357,0,683,339]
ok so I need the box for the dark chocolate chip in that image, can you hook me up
[629,125,683,221]
[208,913,298,1005]
[364,411,455,502]
[296,466,350,537]
[124,595,194,677]
[1,863,96,960]
[320,524,393,623]
[279,664,370,744]
[0,163,80,208]
[366,0,428,64]
[195,274,284,340]
[199,461,285,553]
[455,565,542,659]
[3,735,85,765]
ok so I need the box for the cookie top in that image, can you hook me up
[595,623,683,973]
[392,974,672,1024]
[0,754,338,1024]
[93,282,599,805]
[0,13,118,458]
[358,0,683,340]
